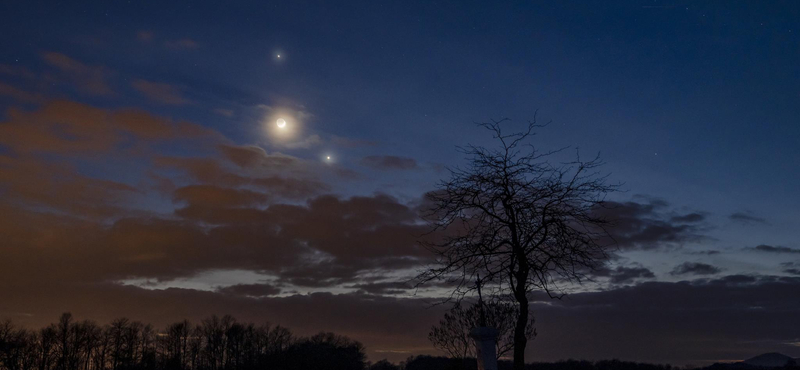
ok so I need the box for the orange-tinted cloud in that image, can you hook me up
[132,79,191,105]
[0,81,45,103]
[137,30,154,42]
[0,156,138,218]
[41,52,114,96]
[0,64,37,79]
[0,97,425,289]
[0,100,215,155]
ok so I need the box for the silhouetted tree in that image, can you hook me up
[429,300,535,361]
[369,359,400,370]
[197,315,233,370]
[0,314,302,370]
[418,118,618,370]
[38,325,58,370]
[0,321,687,370]
[403,355,478,370]
[275,332,366,370]
[0,320,30,370]
[158,320,191,370]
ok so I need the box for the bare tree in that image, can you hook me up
[429,300,535,361]
[418,118,618,370]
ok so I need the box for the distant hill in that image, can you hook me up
[743,353,797,368]
[705,353,799,370]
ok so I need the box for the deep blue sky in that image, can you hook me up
[1,0,799,365]
[5,1,799,215]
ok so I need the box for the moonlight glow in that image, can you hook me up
[262,109,300,143]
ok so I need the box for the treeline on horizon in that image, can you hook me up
[0,313,706,370]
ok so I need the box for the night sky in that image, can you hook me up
[1,0,799,366]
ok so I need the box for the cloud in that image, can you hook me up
[216,283,282,297]
[216,143,358,182]
[670,213,705,223]
[137,30,154,42]
[331,136,378,148]
[0,99,211,219]
[780,262,800,276]
[750,245,800,254]
[217,144,299,169]
[155,155,328,200]
[593,198,709,250]
[0,100,214,155]
[729,211,768,225]
[670,262,722,276]
[257,104,314,122]
[0,180,430,285]
[361,155,419,170]
[173,185,269,208]
[132,79,191,105]
[348,281,413,295]
[0,156,138,218]
[214,108,235,117]
[283,134,322,149]
[593,266,655,284]
[41,52,114,96]
[687,250,721,255]
[136,31,197,50]
[0,82,45,103]
[0,64,37,79]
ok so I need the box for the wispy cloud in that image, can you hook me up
[41,51,114,96]
[132,79,191,105]
[730,211,768,225]
[361,155,419,170]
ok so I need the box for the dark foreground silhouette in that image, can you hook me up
[2,313,798,370]
[0,313,363,370]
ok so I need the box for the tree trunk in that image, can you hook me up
[512,294,529,370]
[512,258,530,370]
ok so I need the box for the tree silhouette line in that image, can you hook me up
[0,313,364,370]
[6,313,791,370]
[1,313,677,370]
[400,356,680,370]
